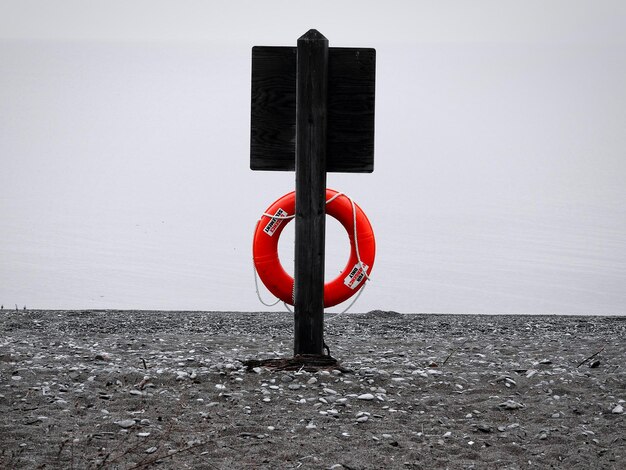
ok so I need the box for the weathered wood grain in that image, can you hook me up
[294,29,328,356]
[250,46,296,170]
[250,46,375,173]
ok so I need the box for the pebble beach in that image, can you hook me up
[1,310,625,469]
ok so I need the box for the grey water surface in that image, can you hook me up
[1,2,625,314]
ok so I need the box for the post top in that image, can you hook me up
[298,29,328,42]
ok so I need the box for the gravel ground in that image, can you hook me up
[1,310,625,469]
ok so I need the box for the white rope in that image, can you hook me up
[252,191,371,316]
[347,195,370,283]
[327,281,367,320]
[262,212,295,219]
[325,192,370,320]
[252,263,281,307]
[278,282,366,318]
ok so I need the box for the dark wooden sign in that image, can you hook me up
[251,44,375,172]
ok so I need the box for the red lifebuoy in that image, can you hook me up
[253,189,375,308]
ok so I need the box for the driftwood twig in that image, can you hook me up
[442,340,468,366]
[577,346,605,368]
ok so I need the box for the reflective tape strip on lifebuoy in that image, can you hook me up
[253,188,375,308]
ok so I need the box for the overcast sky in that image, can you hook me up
[1,1,625,314]
[2,1,626,45]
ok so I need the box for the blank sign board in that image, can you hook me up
[250,46,375,173]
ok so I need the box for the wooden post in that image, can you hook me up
[250,30,375,366]
[294,30,328,356]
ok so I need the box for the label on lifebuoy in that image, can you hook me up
[344,263,369,289]
[263,208,287,236]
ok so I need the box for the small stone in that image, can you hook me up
[611,404,624,414]
[498,400,524,410]
[281,375,294,383]
[589,360,601,368]
[357,393,375,401]
[129,390,143,396]
[538,432,548,440]
[145,446,158,454]
[476,424,492,433]
[539,359,552,365]
[252,367,263,374]
[443,431,452,437]
[137,432,151,437]
[288,384,301,390]
[115,419,135,428]
[356,415,369,423]
[307,377,318,385]
[504,378,517,387]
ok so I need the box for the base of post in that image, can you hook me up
[242,354,349,373]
